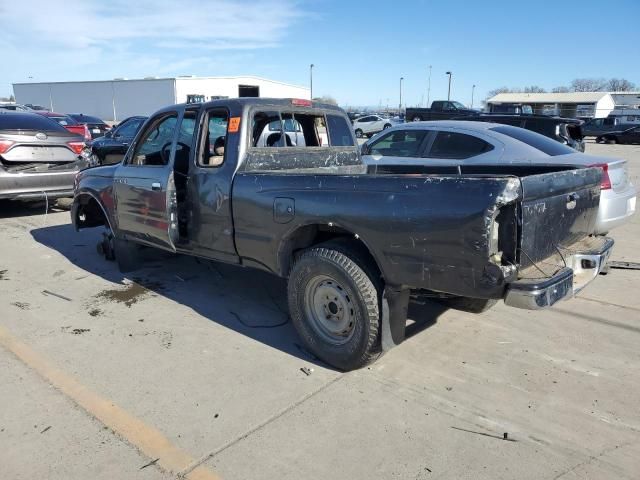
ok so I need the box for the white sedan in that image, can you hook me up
[352,115,392,138]
[361,121,636,234]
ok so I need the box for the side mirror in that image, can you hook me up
[360,143,369,155]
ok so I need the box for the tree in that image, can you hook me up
[606,78,636,92]
[571,78,607,92]
[313,95,337,105]
[552,86,570,93]
[523,86,546,93]
[485,86,513,100]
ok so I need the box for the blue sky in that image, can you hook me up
[2,0,639,106]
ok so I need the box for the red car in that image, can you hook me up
[34,111,91,142]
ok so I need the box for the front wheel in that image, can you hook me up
[355,129,363,138]
[383,123,392,129]
[605,137,617,145]
[288,245,381,370]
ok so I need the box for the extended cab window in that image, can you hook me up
[129,114,177,166]
[326,114,355,146]
[199,110,228,167]
[426,131,493,159]
[369,129,428,157]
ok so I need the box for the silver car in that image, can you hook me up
[0,111,90,200]
[361,121,636,234]
[353,114,393,138]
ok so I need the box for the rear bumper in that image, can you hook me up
[504,237,614,309]
[0,168,79,200]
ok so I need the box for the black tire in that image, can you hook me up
[288,244,381,371]
[606,137,617,145]
[355,129,363,138]
[383,123,392,129]
[412,116,423,122]
[438,296,497,313]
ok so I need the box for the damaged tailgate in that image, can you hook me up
[518,166,602,271]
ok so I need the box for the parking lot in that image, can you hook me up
[0,140,638,479]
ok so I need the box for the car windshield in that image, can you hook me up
[70,114,105,124]
[451,101,466,109]
[0,113,70,132]
[49,115,79,126]
[491,125,576,156]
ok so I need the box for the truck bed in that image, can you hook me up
[231,164,602,299]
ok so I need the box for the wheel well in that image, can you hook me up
[279,224,382,281]
[75,194,109,230]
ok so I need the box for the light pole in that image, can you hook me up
[399,76,404,112]
[427,65,432,106]
[446,71,452,101]
[471,84,476,108]
[309,64,314,100]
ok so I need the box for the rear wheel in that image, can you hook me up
[383,123,392,129]
[438,296,497,313]
[355,129,363,138]
[288,244,381,371]
[412,116,423,122]
[606,137,617,144]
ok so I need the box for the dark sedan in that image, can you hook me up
[596,126,640,145]
[69,114,111,139]
[89,115,146,164]
[0,111,90,200]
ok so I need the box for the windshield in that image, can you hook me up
[491,125,576,156]
[70,114,104,124]
[451,101,466,110]
[49,115,79,126]
[0,112,70,132]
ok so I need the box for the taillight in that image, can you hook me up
[291,98,312,107]
[0,140,14,154]
[590,163,611,190]
[68,141,85,155]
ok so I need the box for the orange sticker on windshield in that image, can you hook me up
[228,117,241,133]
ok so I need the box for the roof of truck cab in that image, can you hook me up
[176,97,345,112]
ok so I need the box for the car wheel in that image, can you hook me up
[288,243,381,371]
[355,129,363,138]
[595,137,603,144]
[413,116,422,122]
[606,137,617,144]
[437,296,497,313]
[383,123,392,129]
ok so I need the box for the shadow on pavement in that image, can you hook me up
[31,223,445,370]
[0,199,68,219]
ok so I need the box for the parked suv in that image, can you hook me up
[459,114,585,152]
[352,115,392,138]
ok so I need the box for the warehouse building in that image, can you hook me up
[486,91,640,119]
[13,76,310,122]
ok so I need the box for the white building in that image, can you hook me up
[13,76,310,122]
[485,92,624,119]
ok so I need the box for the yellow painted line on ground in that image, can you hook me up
[0,325,221,480]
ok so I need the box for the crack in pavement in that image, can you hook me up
[178,373,344,478]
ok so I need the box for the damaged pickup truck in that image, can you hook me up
[72,98,613,370]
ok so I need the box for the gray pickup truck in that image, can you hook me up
[72,98,613,370]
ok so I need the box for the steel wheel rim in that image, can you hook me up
[304,275,356,345]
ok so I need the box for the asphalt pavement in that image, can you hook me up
[1,141,639,479]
